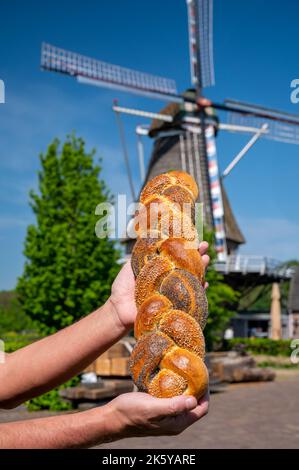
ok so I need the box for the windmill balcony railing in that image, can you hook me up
[214,255,293,278]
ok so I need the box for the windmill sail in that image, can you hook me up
[225,99,299,144]
[186,0,215,90]
[41,43,179,101]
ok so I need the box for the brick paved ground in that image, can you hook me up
[1,373,298,449]
[97,374,299,449]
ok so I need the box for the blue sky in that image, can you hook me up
[0,0,299,290]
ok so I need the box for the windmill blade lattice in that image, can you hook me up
[225,99,299,145]
[41,43,178,101]
[187,0,215,90]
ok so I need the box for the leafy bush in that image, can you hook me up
[2,332,79,411]
[26,377,80,411]
[4,339,33,353]
[0,290,35,335]
[226,338,292,357]
[257,360,298,369]
[203,231,239,350]
[2,332,40,352]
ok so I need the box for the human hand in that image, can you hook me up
[104,391,209,438]
[109,241,210,331]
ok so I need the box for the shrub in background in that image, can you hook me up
[0,291,35,335]
[226,337,292,357]
[26,376,80,412]
[203,231,239,350]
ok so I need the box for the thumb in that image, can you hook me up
[149,395,197,419]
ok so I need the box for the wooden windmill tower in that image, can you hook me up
[40,0,299,269]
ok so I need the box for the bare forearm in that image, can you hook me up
[0,300,127,408]
[0,406,119,449]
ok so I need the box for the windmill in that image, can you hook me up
[40,0,299,275]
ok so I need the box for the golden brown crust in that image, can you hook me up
[140,173,174,204]
[159,310,205,358]
[148,369,187,398]
[169,171,199,200]
[129,331,174,392]
[130,171,209,400]
[162,185,195,220]
[132,236,204,281]
[131,237,161,277]
[160,348,209,398]
[135,195,198,242]
[135,257,173,307]
[160,270,208,328]
[159,238,204,282]
[134,294,172,338]
[139,171,198,204]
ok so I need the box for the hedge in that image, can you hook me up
[26,376,80,411]
[1,332,40,353]
[1,333,79,411]
[226,338,292,357]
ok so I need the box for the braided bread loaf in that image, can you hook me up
[130,171,209,399]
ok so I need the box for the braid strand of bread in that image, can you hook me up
[130,171,209,399]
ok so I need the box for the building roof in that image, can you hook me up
[221,181,245,244]
[288,266,299,311]
[149,102,181,137]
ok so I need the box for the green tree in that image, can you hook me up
[17,135,120,334]
[203,231,239,349]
